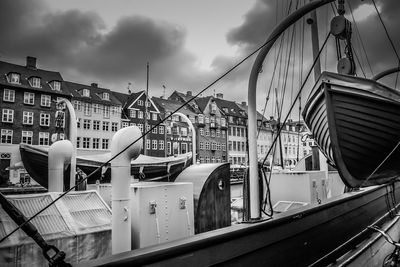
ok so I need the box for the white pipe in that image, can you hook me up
[174,112,196,164]
[111,126,142,254]
[57,98,77,190]
[48,140,73,192]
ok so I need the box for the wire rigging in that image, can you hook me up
[0,19,305,245]
[262,32,331,167]
[371,0,400,88]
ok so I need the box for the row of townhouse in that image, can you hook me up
[0,56,310,185]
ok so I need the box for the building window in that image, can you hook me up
[167,142,171,155]
[181,128,187,136]
[205,156,210,163]
[103,105,110,118]
[93,138,100,149]
[9,73,20,84]
[55,111,65,128]
[31,77,41,88]
[93,104,100,113]
[102,92,110,100]
[152,140,157,150]
[205,142,210,150]
[138,124,143,132]
[77,118,81,128]
[159,140,164,150]
[199,142,204,150]
[199,128,204,136]
[83,137,90,148]
[130,109,136,118]
[222,130,226,138]
[137,111,143,119]
[159,126,164,134]
[0,129,13,144]
[111,106,119,116]
[73,100,82,111]
[152,113,157,121]
[82,88,90,97]
[40,95,51,107]
[181,143,187,153]
[3,89,15,102]
[138,100,144,106]
[76,137,81,148]
[24,92,35,105]
[152,126,157,134]
[146,124,151,131]
[111,122,118,132]
[21,131,33,144]
[83,119,91,130]
[52,81,61,91]
[40,113,50,126]
[93,120,100,130]
[216,130,220,137]
[23,111,34,125]
[102,139,109,149]
[102,121,109,131]
[205,129,210,136]
[84,102,91,116]
[146,139,151,150]
[122,121,129,128]
[38,132,49,146]
[211,130,215,137]
[222,143,226,151]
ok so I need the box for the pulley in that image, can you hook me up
[337,57,356,75]
[330,15,351,40]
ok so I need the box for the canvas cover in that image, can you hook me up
[0,190,111,266]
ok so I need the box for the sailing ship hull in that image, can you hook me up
[303,72,400,187]
[19,144,191,189]
[80,181,400,267]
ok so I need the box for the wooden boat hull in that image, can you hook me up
[19,144,192,189]
[79,181,400,267]
[303,72,400,187]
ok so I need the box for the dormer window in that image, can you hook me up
[137,100,144,106]
[82,89,90,97]
[9,73,20,84]
[30,77,41,88]
[223,107,229,113]
[52,81,61,91]
[102,92,110,100]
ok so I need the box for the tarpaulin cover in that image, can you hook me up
[0,190,112,266]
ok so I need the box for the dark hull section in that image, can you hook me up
[303,72,400,187]
[19,144,191,188]
[79,181,400,267]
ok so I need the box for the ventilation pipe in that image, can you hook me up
[111,126,142,254]
[48,140,73,192]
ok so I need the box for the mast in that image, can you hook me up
[144,62,149,156]
[247,0,334,221]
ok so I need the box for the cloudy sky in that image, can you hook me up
[1,0,399,118]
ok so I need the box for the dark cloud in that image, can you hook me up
[0,0,213,96]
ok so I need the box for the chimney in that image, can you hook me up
[216,93,223,99]
[91,83,98,88]
[26,56,37,70]
[186,91,192,96]
[241,101,247,106]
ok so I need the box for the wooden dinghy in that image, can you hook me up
[303,72,400,187]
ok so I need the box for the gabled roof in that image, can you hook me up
[152,97,197,117]
[213,97,247,118]
[169,90,202,113]
[0,60,70,96]
[194,96,212,113]
[237,103,265,121]
[125,90,160,113]
[64,81,122,106]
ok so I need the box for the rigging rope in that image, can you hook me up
[371,0,400,88]
[0,20,303,245]
[262,32,331,167]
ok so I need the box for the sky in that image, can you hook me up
[1,0,400,119]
